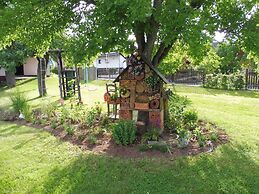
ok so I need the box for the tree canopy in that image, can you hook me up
[0,42,31,72]
[0,0,258,66]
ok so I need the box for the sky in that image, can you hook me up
[214,31,226,42]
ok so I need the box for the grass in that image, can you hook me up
[0,78,259,193]
[0,76,111,110]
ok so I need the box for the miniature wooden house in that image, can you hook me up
[113,53,169,129]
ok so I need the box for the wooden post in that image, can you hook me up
[57,51,64,99]
[245,69,248,90]
[75,65,82,103]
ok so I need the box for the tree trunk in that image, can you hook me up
[5,70,16,87]
[37,57,47,97]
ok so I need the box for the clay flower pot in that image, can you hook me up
[134,102,149,110]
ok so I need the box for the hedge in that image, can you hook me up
[203,72,245,90]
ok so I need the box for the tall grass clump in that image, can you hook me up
[10,90,32,121]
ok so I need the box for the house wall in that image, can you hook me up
[95,54,126,69]
[23,58,38,76]
[0,68,5,76]
[23,57,50,76]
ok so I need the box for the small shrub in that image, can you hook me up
[141,127,160,143]
[177,127,191,148]
[10,90,28,113]
[209,132,218,142]
[183,109,198,125]
[99,114,110,128]
[51,120,58,129]
[22,105,32,122]
[85,103,102,127]
[198,133,207,147]
[77,133,87,141]
[111,120,137,145]
[41,102,59,120]
[63,124,75,135]
[87,134,97,145]
[165,93,191,131]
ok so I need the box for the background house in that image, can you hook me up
[0,57,50,82]
[80,52,126,82]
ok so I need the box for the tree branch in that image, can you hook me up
[134,22,146,53]
[142,0,162,63]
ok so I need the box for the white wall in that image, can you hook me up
[0,68,5,76]
[95,54,126,69]
[23,57,50,76]
[23,57,38,76]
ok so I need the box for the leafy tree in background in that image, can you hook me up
[0,42,31,87]
[217,42,258,74]
[0,0,257,67]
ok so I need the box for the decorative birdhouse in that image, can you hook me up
[113,52,169,130]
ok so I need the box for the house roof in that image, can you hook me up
[99,52,121,57]
[114,58,169,84]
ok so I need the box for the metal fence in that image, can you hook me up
[97,68,124,79]
[166,69,204,85]
[245,69,259,90]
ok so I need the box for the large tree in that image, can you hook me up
[0,42,30,87]
[0,0,257,68]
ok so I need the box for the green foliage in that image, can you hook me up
[139,143,168,153]
[183,109,198,125]
[165,93,191,131]
[0,42,31,72]
[51,66,58,74]
[50,120,58,129]
[63,124,75,135]
[204,72,245,90]
[209,132,219,142]
[141,127,160,143]
[9,90,32,122]
[87,134,97,145]
[10,90,28,113]
[85,103,102,127]
[198,133,207,147]
[111,120,137,145]
[0,0,257,67]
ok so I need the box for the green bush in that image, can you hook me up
[10,90,28,113]
[165,93,191,131]
[204,72,245,90]
[111,120,137,145]
[142,127,160,143]
[10,90,32,121]
[51,66,58,74]
[63,124,75,135]
[183,109,198,124]
[85,103,102,127]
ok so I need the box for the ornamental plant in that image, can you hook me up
[111,120,137,145]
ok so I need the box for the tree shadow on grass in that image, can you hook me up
[0,122,42,137]
[27,143,259,194]
[15,78,37,86]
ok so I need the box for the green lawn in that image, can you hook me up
[0,78,258,193]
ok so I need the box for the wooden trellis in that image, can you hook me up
[49,49,82,102]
